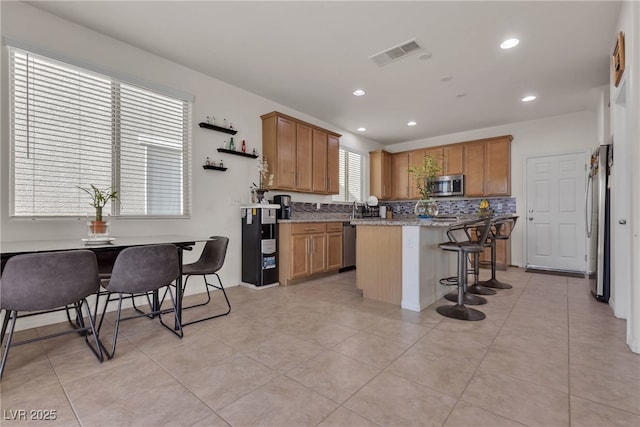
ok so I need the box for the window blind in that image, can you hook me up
[332,148,363,203]
[9,47,191,218]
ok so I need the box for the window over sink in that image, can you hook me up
[8,45,193,219]
[332,148,363,203]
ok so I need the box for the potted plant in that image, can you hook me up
[252,156,269,203]
[79,184,118,235]
[408,154,442,217]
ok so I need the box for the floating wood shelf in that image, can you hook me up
[202,165,227,171]
[217,148,259,159]
[198,122,238,135]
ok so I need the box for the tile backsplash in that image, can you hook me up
[289,197,516,218]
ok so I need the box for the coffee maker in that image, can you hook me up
[273,195,292,219]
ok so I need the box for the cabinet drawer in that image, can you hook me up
[291,223,326,235]
[326,222,343,233]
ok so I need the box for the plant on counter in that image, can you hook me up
[79,184,119,234]
[408,154,442,217]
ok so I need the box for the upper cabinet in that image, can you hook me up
[463,135,512,197]
[261,112,340,194]
[369,150,392,200]
[443,144,464,175]
[391,153,409,200]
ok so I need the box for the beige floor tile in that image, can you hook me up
[0,383,80,426]
[218,376,337,426]
[386,347,478,398]
[570,341,640,380]
[462,370,570,426]
[286,350,381,403]
[0,359,59,395]
[570,395,640,427]
[317,407,380,427]
[570,364,640,415]
[413,327,494,366]
[188,412,230,427]
[344,372,457,427]
[64,358,212,426]
[244,332,324,373]
[444,401,526,427]
[362,316,431,346]
[332,331,411,368]
[280,319,359,348]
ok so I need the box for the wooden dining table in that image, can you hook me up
[0,235,210,329]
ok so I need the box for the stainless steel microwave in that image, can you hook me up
[432,174,464,197]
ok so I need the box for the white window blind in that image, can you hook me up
[332,148,363,203]
[9,47,191,218]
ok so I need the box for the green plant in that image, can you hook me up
[79,184,118,221]
[408,154,443,199]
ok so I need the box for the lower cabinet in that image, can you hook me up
[280,222,343,285]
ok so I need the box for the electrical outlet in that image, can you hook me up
[497,203,503,210]
[229,197,241,206]
[316,202,321,210]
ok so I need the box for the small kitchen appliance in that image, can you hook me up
[273,194,292,219]
[241,206,278,287]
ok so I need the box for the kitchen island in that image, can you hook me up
[351,217,457,312]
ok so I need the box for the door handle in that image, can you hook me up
[528,217,534,221]
[619,219,627,225]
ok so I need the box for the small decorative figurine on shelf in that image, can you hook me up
[206,116,211,125]
[220,159,224,168]
[252,148,257,156]
[223,118,228,128]
[229,122,234,130]
[229,137,235,151]
[205,157,211,166]
[241,140,246,153]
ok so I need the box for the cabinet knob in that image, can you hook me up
[619,219,627,225]
[528,217,534,221]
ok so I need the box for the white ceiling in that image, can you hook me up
[26,1,621,145]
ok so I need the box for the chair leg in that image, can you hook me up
[180,273,231,327]
[0,311,18,380]
[479,240,512,289]
[467,253,497,295]
[158,285,183,338]
[437,251,486,321]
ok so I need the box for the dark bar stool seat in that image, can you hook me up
[480,215,519,289]
[437,217,493,321]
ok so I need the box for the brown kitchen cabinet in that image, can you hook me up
[369,150,392,200]
[261,111,340,194]
[391,152,410,199]
[279,222,342,285]
[443,144,464,175]
[408,149,424,199]
[463,135,512,197]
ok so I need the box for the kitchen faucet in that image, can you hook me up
[351,201,360,219]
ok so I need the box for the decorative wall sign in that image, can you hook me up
[612,31,625,87]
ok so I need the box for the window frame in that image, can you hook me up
[7,44,193,220]
[332,147,365,204]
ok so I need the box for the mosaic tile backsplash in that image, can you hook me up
[289,197,516,218]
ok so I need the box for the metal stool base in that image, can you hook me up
[436,304,486,321]
[479,278,513,289]
[467,284,497,295]
[445,291,487,305]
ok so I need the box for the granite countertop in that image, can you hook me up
[279,215,459,227]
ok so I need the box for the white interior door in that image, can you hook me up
[526,153,587,272]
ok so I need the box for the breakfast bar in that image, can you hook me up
[351,218,458,312]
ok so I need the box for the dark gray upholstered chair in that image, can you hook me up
[97,244,181,359]
[174,236,230,326]
[0,250,103,379]
[437,217,493,321]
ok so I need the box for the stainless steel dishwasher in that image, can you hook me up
[341,222,356,272]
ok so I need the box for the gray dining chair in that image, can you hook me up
[0,250,103,379]
[173,236,231,326]
[97,244,182,359]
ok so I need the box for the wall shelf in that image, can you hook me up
[198,122,238,135]
[202,165,227,171]
[217,148,259,159]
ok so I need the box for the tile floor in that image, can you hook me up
[1,268,639,426]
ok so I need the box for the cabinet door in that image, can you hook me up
[326,232,343,271]
[464,141,485,197]
[309,233,326,274]
[443,145,464,175]
[392,153,409,199]
[327,134,340,194]
[290,234,310,279]
[276,116,297,189]
[382,151,392,199]
[484,138,511,196]
[370,150,392,200]
[312,129,328,192]
[296,123,313,191]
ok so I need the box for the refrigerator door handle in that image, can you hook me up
[585,174,593,237]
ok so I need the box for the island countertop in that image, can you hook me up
[278,216,459,226]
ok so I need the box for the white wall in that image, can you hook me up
[610,0,640,353]
[0,2,382,328]
[386,111,598,268]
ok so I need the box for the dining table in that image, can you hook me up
[0,234,210,329]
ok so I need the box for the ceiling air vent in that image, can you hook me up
[369,39,423,67]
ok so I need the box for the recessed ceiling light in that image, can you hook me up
[407,121,417,126]
[418,52,433,61]
[353,89,366,96]
[357,127,366,132]
[500,38,520,49]
[522,95,536,102]
[440,76,453,82]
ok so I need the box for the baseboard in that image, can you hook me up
[525,267,586,278]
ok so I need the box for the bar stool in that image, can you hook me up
[480,215,519,289]
[437,217,493,321]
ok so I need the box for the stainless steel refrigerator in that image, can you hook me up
[586,144,612,302]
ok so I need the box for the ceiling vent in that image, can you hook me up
[369,39,423,67]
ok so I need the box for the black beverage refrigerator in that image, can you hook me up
[241,206,279,287]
